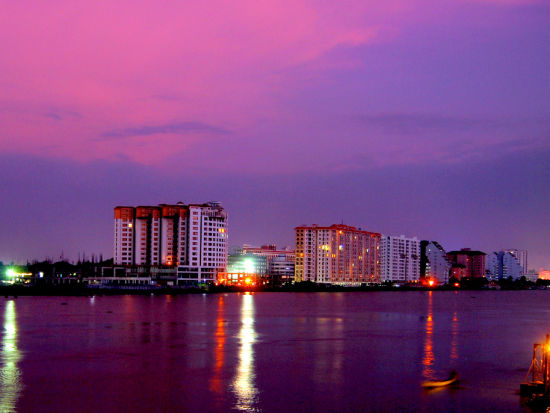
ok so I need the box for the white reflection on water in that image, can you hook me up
[0,301,23,412]
[232,293,259,411]
[313,317,344,385]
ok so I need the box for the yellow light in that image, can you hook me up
[219,228,226,233]
[428,280,434,287]
[128,223,133,228]
[245,278,252,285]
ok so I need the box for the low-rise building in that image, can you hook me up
[446,249,486,279]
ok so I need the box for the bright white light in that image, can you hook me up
[232,294,258,411]
[0,301,22,412]
[244,259,255,274]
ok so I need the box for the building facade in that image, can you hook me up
[269,255,295,284]
[294,224,380,285]
[113,202,228,285]
[446,248,486,279]
[240,244,295,284]
[486,250,523,280]
[485,252,499,280]
[380,235,420,283]
[420,240,451,284]
[504,249,528,276]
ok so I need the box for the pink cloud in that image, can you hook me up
[0,0,547,172]
[0,1,392,164]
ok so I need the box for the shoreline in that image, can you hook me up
[0,283,544,297]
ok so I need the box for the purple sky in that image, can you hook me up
[1,1,549,269]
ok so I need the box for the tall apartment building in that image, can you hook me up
[446,248,486,279]
[420,240,451,284]
[380,235,420,283]
[294,224,380,285]
[505,249,528,276]
[114,202,227,284]
[486,250,523,280]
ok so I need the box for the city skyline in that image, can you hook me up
[1,1,549,267]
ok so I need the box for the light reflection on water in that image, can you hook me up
[210,295,226,394]
[232,293,259,412]
[0,300,22,412]
[450,310,459,364]
[422,291,435,380]
[313,317,344,385]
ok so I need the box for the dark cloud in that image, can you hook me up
[355,113,550,137]
[44,112,62,120]
[99,121,231,140]
[43,108,82,121]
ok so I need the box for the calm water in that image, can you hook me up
[1,291,548,412]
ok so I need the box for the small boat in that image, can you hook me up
[422,370,459,388]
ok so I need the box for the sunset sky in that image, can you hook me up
[1,0,549,268]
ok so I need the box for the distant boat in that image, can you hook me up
[422,370,459,388]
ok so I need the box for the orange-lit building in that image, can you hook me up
[295,224,380,285]
[217,272,265,287]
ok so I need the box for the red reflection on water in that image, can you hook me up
[450,311,459,363]
[422,291,435,380]
[210,296,225,394]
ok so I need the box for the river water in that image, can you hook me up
[0,291,548,412]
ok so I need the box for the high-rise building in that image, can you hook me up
[113,202,228,284]
[420,241,451,284]
[380,235,420,283]
[485,252,499,280]
[504,249,528,276]
[486,250,523,280]
[294,224,380,285]
[446,249,486,278]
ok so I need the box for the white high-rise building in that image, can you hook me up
[485,250,524,280]
[114,202,228,285]
[420,241,451,284]
[505,249,528,276]
[502,251,523,280]
[486,252,499,280]
[380,235,420,283]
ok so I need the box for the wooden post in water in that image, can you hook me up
[534,344,540,382]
